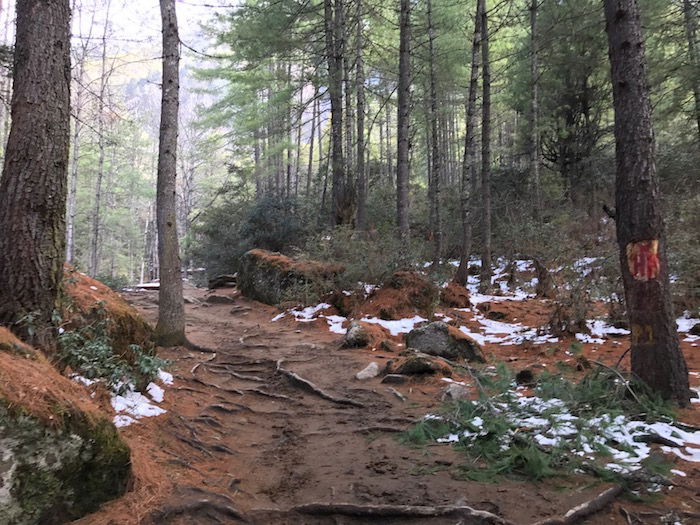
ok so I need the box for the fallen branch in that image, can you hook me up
[530,485,623,525]
[386,386,406,402]
[289,502,514,523]
[276,359,365,408]
[151,499,247,523]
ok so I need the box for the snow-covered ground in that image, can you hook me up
[432,389,700,474]
[73,369,173,428]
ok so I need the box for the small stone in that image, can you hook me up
[206,294,235,304]
[442,383,470,401]
[355,362,380,380]
[380,340,398,353]
[381,374,408,385]
[343,321,370,348]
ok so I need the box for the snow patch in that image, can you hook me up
[360,315,427,336]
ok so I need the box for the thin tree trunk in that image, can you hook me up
[66,61,84,264]
[355,0,367,231]
[254,127,262,199]
[396,0,411,238]
[479,0,492,292]
[89,2,111,277]
[454,0,483,286]
[306,88,318,197]
[155,0,186,346]
[428,0,441,266]
[604,0,690,405]
[683,0,700,142]
[530,0,541,219]
[0,0,71,349]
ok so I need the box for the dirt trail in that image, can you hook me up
[78,288,698,525]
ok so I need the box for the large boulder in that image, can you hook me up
[238,249,345,305]
[361,271,439,320]
[405,321,484,362]
[440,282,471,309]
[0,328,131,524]
[63,266,153,358]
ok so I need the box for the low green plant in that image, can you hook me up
[403,363,676,482]
[58,316,169,394]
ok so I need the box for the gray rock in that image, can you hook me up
[405,321,484,362]
[343,321,370,348]
[355,362,380,380]
[0,404,130,524]
[206,294,235,304]
[442,383,470,401]
[381,374,408,385]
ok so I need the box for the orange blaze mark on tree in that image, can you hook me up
[626,240,660,281]
[631,323,654,345]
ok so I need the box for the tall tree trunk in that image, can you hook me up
[155,0,186,346]
[427,0,441,266]
[479,0,493,292]
[683,0,700,142]
[307,89,318,196]
[325,0,350,224]
[0,0,71,349]
[454,0,483,286]
[604,0,690,405]
[66,55,85,264]
[355,0,367,231]
[254,127,262,199]
[530,0,541,220]
[89,2,111,277]
[396,0,411,238]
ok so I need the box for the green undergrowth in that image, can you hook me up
[402,363,677,483]
[58,309,169,393]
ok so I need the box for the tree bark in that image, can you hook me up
[396,0,411,239]
[306,88,318,197]
[0,0,71,349]
[155,0,186,346]
[355,0,367,231]
[427,0,442,266]
[530,0,542,220]
[683,0,700,143]
[325,0,353,225]
[455,0,483,286]
[89,2,112,277]
[479,0,493,292]
[604,0,690,405]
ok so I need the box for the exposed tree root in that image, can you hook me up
[275,359,366,408]
[530,485,623,525]
[303,425,405,437]
[289,502,514,523]
[149,488,247,523]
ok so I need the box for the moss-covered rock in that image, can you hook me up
[0,329,132,524]
[238,249,345,305]
[0,404,131,524]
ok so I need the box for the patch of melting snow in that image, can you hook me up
[576,319,630,344]
[360,315,427,336]
[677,316,700,333]
[272,303,349,334]
[457,317,558,346]
[72,368,172,428]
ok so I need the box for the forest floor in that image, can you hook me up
[76,285,700,525]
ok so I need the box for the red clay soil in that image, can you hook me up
[75,289,700,525]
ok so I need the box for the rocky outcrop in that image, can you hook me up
[361,271,439,320]
[238,249,345,305]
[343,321,370,348]
[63,266,153,359]
[440,282,471,309]
[0,328,131,524]
[405,322,484,362]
